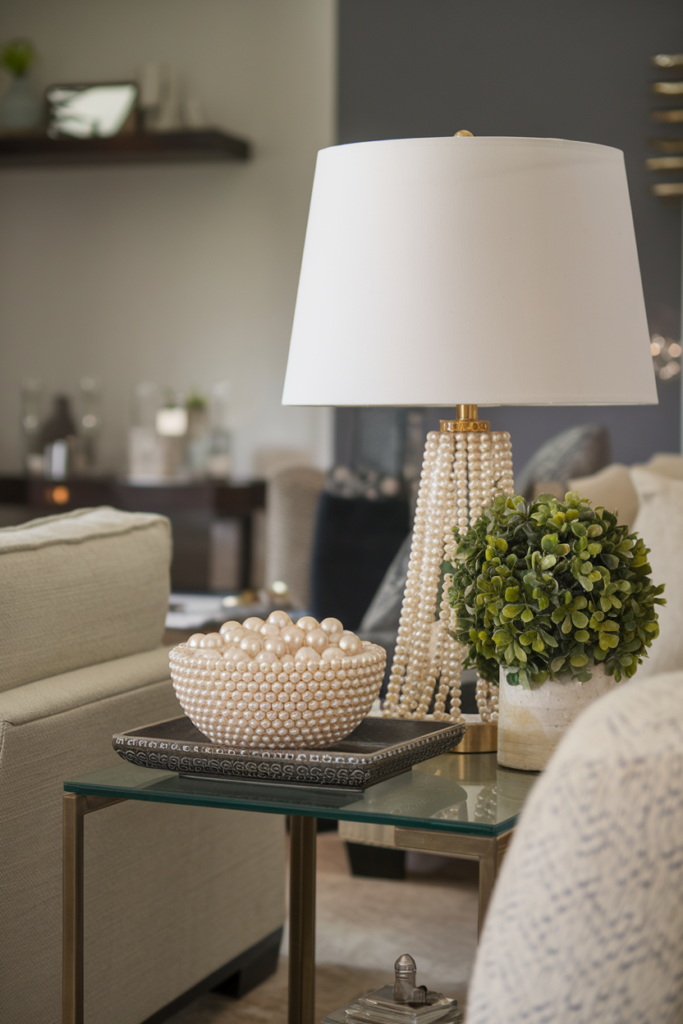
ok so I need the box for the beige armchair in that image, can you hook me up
[0,507,285,1024]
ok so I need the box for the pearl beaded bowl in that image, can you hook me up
[169,612,386,750]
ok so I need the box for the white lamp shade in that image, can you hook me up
[282,137,657,407]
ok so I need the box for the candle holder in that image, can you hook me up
[322,954,463,1024]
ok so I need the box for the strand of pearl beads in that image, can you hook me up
[386,431,455,718]
[388,430,440,716]
[411,432,457,718]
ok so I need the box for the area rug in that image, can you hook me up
[167,834,479,1023]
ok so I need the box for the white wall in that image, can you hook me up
[0,0,335,477]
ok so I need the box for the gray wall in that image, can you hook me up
[336,0,683,472]
[0,0,335,477]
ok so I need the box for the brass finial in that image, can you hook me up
[454,130,474,137]
[440,403,490,433]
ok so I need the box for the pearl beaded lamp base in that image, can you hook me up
[383,406,515,729]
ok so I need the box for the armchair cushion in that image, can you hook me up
[0,646,285,1024]
[0,506,170,693]
[568,462,638,528]
[631,468,683,678]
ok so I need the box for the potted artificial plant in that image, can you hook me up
[0,38,41,132]
[449,491,665,770]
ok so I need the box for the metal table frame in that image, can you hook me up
[61,778,518,1024]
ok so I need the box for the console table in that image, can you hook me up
[62,752,536,1024]
[0,476,265,591]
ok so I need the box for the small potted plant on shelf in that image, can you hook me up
[449,491,665,771]
[0,38,41,133]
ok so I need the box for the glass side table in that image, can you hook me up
[62,752,536,1024]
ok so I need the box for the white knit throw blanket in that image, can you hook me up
[467,671,683,1024]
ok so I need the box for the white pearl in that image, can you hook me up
[267,610,292,629]
[282,626,306,653]
[243,616,266,632]
[296,646,320,662]
[296,615,320,632]
[264,637,287,657]
[240,635,263,657]
[306,628,330,653]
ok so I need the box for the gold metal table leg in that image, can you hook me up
[393,827,514,940]
[476,829,513,937]
[475,838,499,937]
[62,793,127,1024]
[288,816,317,1024]
[62,794,86,1024]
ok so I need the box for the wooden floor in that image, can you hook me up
[167,833,479,1023]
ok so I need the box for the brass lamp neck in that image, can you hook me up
[440,404,490,433]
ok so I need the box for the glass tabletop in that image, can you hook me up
[65,753,537,837]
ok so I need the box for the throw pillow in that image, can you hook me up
[515,424,611,500]
[568,463,639,529]
[631,468,683,678]
[642,453,683,480]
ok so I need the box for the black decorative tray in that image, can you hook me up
[113,716,466,790]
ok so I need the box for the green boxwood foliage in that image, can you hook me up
[448,492,665,687]
[1,39,35,77]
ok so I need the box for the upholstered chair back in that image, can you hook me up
[0,506,170,693]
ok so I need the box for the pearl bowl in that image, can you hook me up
[169,612,386,750]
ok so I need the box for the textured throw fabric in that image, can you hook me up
[630,468,683,678]
[515,424,611,500]
[0,648,285,1024]
[0,506,171,692]
[467,672,683,1024]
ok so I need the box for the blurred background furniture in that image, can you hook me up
[467,671,683,1024]
[0,475,265,592]
[0,506,285,1024]
[514,424,611,499]
[264,466,325,608]
[309,490,410,630]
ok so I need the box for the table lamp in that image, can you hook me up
[282,134,657,727]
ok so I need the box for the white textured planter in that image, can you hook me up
[497,663,617,771]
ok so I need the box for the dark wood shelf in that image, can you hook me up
[0,475,266,591]
[0,129,251,167]
[0,475,265,516]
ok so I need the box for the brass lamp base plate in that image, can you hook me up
[450,717,498,754]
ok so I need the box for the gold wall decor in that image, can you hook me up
[648,54,683,197]
[652,53,683,68]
